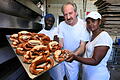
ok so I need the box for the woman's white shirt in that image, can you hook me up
[82,31,113,80]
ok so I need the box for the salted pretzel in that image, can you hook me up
[29,56,54,75]
[32,33,46,40]
[32,33,51,45]
[23,45,49,63]
[18,31,33,43]
[48,41,61,52]
[30,45,50,57]
[16,43,27,55]
[10,34,18,42]
[22,45,50,63]
[22,51,36,63]
[37,33,46,38]
[41,35,51,45]
[53,50,70,63]
[11,41,19,48]
[10,34,19,48]
[18,31,31,36]
[23,45,50,63]
[22,40,42,51]
[18,35,32,43]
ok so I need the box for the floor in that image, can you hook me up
[108,64,120,80]
[77,64,120,80]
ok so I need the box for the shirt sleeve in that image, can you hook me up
[54,27,59,35]
[58,23,64,38]
[80,21,90,42]
[95,32,113,47]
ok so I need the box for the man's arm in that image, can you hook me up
[59,38,64,48]
[73,41,87,56]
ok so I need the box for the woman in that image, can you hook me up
[66,11,113,80]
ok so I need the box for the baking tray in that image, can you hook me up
[6,35,64,79]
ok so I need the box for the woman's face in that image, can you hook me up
[63,4,78,26]
[86,18,101,32]
[45,17,54,30]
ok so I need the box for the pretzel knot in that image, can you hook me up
[18,35,32,43]
[22,40,42,51]
[18,31,32,43]
[29,56,54,75]
[22,45,50,64]
[10,34,19,48]
[16,43,27,55]
[48,41,61,52]
[53,50,70,63]
[31,45,50,57]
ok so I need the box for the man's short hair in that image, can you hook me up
[61,2,77,14]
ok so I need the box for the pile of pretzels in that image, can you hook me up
[9,31,69,75]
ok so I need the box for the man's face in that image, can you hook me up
[63,4,78,26]
[45,17,54,30]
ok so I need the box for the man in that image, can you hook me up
[38,13,58,41]
[49,2,90,80]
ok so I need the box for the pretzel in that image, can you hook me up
[32,33,46,40]
[22,51,37,63]
[53,50,70,63]
[30,45,50,57]
[23,45,50,63]
[22,40,42,51]
[18,31,31,36]
[18,35,32,43]
[18,31,33,43]
[10,34,19,48]
[11,41,19,48]
[32,33,50,45]
[38,33,46,38]
[10,34,18,42]
[41,35,51,45]
[16,43,27,55]
[48,41,61,52]
[29,56,54,75]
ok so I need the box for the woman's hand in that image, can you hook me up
[66,52,77,62]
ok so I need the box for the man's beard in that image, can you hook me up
[66,18,73,25]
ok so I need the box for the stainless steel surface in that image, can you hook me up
[0,12,31,29]
[16,0,42,15]
[0,46,16,64]
[0,0,42,29]
[0,0,39,19]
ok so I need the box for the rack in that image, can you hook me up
[94,0,120,36]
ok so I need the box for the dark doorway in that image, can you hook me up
[59,16,64,24]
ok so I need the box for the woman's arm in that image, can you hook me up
[67,46,109,65]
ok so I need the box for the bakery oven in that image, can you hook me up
[0,0,49,80]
